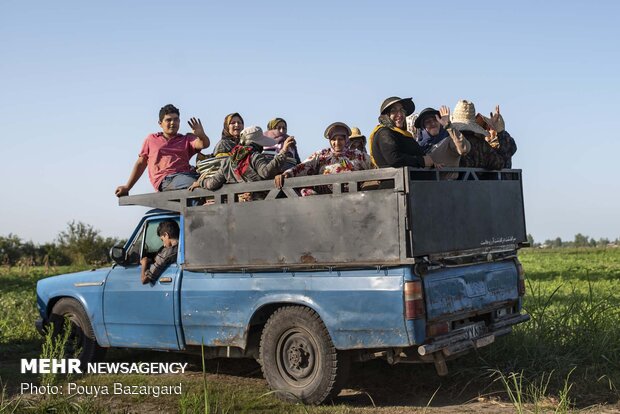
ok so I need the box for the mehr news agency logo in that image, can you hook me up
[20,359,187,397]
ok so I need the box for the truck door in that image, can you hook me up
[103,216,181,350]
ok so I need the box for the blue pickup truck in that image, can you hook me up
[36,167,530,404]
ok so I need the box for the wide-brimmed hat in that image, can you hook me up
[323,122,352,139]
[414,107,441,129]
[476,113,506,133]
[239,126,277,147]
[451,100,489,136]
[380,96,415,116]
[349,127,366,140]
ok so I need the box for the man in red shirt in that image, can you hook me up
[115,104,210,196]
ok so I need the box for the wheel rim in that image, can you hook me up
[275,328,319,387]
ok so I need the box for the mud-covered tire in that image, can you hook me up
[259,306,350,405]
[49,298,106,368]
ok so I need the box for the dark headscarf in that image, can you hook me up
[222,113,244,139]
[417,127,450,154]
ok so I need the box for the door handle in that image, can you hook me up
[159,277,173,283]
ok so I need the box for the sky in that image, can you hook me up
[1,0,619,245]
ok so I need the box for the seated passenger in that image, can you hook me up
[275,122,371,196]
[213,113,244,156]
[415,106,470,175]
[189,126,295,192]
[475,105,517,168]
[263,117,302,166]
[369,96,437,169]
[115,104,210,196]
[451,100,506,170]
[349,127,368,153]
[140,220,179,285]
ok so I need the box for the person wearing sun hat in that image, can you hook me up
[274,122,371,195]
[189,126,296,192]
[451,100,505,170]
[369,96,436,169]
[348,127,368,153]
[414,106,470,177]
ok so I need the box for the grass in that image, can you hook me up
[0,249,619,412]
[477,248,620,406]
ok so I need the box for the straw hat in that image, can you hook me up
[451,100,489,136]
[349,127,366,140]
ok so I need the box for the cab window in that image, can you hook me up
[143,218,181,256]
[125,217,180,265]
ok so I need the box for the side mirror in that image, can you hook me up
[109,245,127,265]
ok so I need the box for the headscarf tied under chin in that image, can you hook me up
[267,117,286,131]
[222,113,244,139]
[229,143,257,181]
[368,114,414,167]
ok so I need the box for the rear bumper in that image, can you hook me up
[417,313,530,357]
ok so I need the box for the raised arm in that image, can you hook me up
[253,137,297,179]
[436,106,470,155]
[188,117,211,150]
[115,156,148,197]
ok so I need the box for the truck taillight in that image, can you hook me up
[404,281,425,320]
[515,259,526,296]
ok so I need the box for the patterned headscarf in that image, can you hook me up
[222,113,244,139]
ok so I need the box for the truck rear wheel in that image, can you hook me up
[49,298,106,368]
[259,306,350,405]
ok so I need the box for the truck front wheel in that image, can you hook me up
[259,306,350,405]
[49,298,106,368]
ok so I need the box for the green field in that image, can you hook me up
[1,248,619,413]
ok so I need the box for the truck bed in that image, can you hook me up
[119,167,527,271]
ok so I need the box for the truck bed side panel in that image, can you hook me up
[180,267,411,350]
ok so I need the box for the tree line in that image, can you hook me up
[2,224,617,267]
[527,233,619,249]
[0,221,124,267]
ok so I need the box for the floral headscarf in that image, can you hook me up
[222,113,244,139]
[229,144,258,181]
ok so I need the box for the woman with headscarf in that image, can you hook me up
[212,112,244,156]
[263,117,302,168]
[275,122,371,195]
[190,126,295,192]
[415,106,470,169]
[369,96,436,169]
